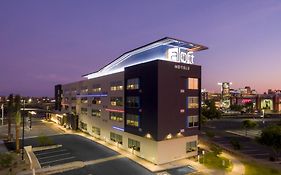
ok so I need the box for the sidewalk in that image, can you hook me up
[46,120,245,175]
[199,143,245,175]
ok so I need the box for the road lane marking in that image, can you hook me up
[38,152,71,160]
[84,155,124,166]
[40,156,76,165]
[36,149,67,156]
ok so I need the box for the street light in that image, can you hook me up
[21,100,25,160]
[1,104,4,126]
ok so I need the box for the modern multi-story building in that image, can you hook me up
[56,37,208,164]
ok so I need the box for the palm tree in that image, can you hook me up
[14,95,21,153]
[7,94,14,141]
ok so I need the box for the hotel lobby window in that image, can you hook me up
[186,141,197,152]
[92,126,101,136]
[187,115,199,127]
[110,132,123,144]
[128,138,140,151]
[188,78,198,90]
[127,78,140,90]
[188,97,199,108]
[126,114,139,127]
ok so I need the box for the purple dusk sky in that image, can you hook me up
[0,0,281,97]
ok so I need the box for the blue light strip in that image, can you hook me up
[76,94,108,98]
[112,126,124,132]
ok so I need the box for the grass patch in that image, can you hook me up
[244,161,281,175]
[199,152,233,171]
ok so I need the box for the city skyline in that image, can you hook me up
[1,0,281,96]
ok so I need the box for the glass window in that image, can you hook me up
[126,114,139,127]
[92,97,102,104]
[187,115,199,127]
[186,141,197,152]
[128,138,140,151]
[81,107,88,115]
[81,97,88,104]
[110,81,123,91]
[110,97,123,106]
[92,84,101,92]
[110,132,122,144]
[80,121,87,131]
[126,96,140,108]
[188,78,198,90]
[92,109,101,117]
[109,112,123,122]
[92,126,100,136]
[188,97,199,108]
[127,78,140,90]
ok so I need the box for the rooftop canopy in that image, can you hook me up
[83,37,208,79]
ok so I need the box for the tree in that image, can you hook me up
[244,101,254,113]
[257,125,281,161]
[210,144,222,157]
[202,100,221,120]
[242,119,258,136]
[7,94,14,141]
[230,104,243,112]
[14,95,21,153]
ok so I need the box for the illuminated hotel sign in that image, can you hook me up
[167,48,194,64]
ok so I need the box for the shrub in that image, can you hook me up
[0,153,14,168]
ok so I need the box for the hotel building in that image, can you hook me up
[55,37,208,164]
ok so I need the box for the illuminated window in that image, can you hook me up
[110,97,123,106]
[187,115,199,127]
[188,78,198,90]
[92,109,101,117]
[110,81,123,91]
[80,121,87,131]
[110,132,122,144]
[92,97,102,104]
[92,126,100,136]
[126,114,139,127]
[128,138,140,151]
[126,96,140,108]
[127,78,140,90]
[186,141,197,152]
[109,112,123,122]
[81,87,88,93]
[188,97,199,108]
[81,107,88,115]
[81,97,88,104]
[92,84,101,92]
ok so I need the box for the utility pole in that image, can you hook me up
[1,104,3,126]
[21,100,25,160]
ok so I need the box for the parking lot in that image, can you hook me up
[34,146,78,167]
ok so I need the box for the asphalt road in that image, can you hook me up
[25,134,155,175]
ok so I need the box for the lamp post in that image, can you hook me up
[1,104,3,126]
[21,100,25,160]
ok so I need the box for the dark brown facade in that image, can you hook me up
[125,60,201,141]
